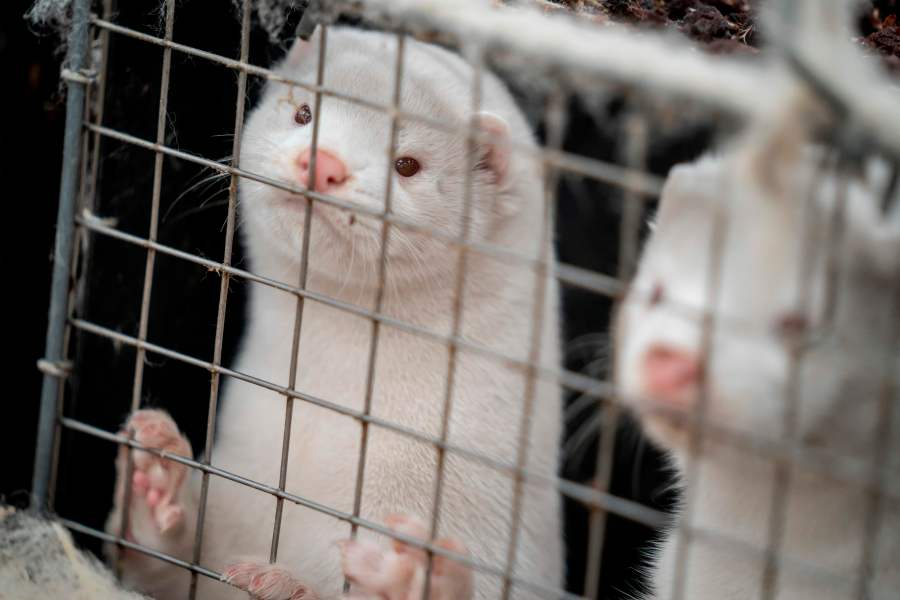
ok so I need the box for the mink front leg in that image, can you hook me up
[339,514,473,600]
[104,409,199,598]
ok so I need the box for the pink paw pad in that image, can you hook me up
[115,409,192,535]
[339,514,473,600]
[223,562,317,600]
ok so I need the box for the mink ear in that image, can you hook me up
[285,26,322,66]
[654,158,723,229]
[654,164,694,228]
[474,112,511,189]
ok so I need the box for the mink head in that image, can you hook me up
[238,26,536,289]
[614,149,900,469]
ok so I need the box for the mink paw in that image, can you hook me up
[111,409,193,538]
[339,514,473,600]
[223,562,318,600]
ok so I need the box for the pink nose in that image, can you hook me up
[642,345,702,405]
[296,148,348,191]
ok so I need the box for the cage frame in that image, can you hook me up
[31,1,900,599]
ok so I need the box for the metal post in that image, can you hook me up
[32,0,94,510]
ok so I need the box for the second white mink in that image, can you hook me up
[105,26,563,600]
[615,118,900,599]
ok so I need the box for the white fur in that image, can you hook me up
[615,103,900,599]
[109,26,562,600]
[1,506,148,600]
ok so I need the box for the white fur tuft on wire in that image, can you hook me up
[25,0,71,31]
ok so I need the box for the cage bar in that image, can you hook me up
[420,44,486,600]
[346,30,408,556]
[270,23,330,564]
[668,166,731,600]
[583,109,650,600]
[32,0,94,510]
[115,0,177,570]
[759,154,838,600]
[855,286,900,599]
[187,0,253,596]
[500,88,566,600]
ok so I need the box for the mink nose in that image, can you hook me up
[642,345,702,405]
[296,148,349,191]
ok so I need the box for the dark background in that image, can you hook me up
[1,1,740,598]
[3,0,68,505]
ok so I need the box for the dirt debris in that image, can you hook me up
[544,0,899,66]
[861,8,900,71]
[681,4,737,42]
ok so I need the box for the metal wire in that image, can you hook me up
[345,30,408,578]
[418,43,485,600]
[500,88,566,600]
[855,279,900,599]
[61,518,223,581]
[583,109,649,600]
[46,0,116,518]
[269,23,330,565]
[114,0,176,574]
[758,161,828,600]
[31,0,93,510]
[187,0,252,596]
[669,168,730,600]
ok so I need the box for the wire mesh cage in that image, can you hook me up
[29,0,900,599]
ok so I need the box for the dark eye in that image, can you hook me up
[294,104,312,126]
[394,157,420,177]
[649,282,664,307]
[775,312,809,339]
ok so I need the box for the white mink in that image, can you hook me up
[106,26,563,600]
[614,106,900,600]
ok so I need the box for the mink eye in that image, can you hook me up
[394,157,421,177]
[775,312,809,339]
[648,282,664,307]
[294,104,312,126]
